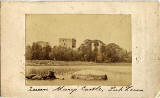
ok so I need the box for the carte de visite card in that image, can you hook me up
[1,1,160,98]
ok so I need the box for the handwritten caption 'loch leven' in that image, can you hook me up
[28,86,143,94]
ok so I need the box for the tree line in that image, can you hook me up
[26,39,132,63]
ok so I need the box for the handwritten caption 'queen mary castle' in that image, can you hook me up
[28,86,143,94]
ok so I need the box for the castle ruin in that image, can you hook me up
[59,38,76,48]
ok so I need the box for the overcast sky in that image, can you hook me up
[26,14,132,51]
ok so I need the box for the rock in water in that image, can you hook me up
[41,74,48,80]
[26,74,36,79]
[71,70,108,80]
[31,75,42,80]
[47,70,56,79]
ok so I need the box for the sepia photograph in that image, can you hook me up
[2,2,160,97]
[25,14,132,86]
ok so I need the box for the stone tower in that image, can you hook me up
[91,42,95,51]
[59,38,76,48]
[96,42,103,62]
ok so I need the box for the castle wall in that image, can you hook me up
[59,38,76,48]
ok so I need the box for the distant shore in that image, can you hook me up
[26,60,132,66]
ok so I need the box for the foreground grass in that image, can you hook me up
[26,60,132,86]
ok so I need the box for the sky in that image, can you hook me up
[26,14,132,51]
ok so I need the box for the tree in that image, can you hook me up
[104,43,127,62]
[27,40,131,63]
[44,44,51,59]
[25,45,32,60]
[31,42,51,60]
[31,42,42,60]
[49,46,79,61]
[123,51,132,62]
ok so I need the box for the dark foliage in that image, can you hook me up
[25,40,132,63]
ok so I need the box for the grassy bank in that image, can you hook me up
[26,60,131,66]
